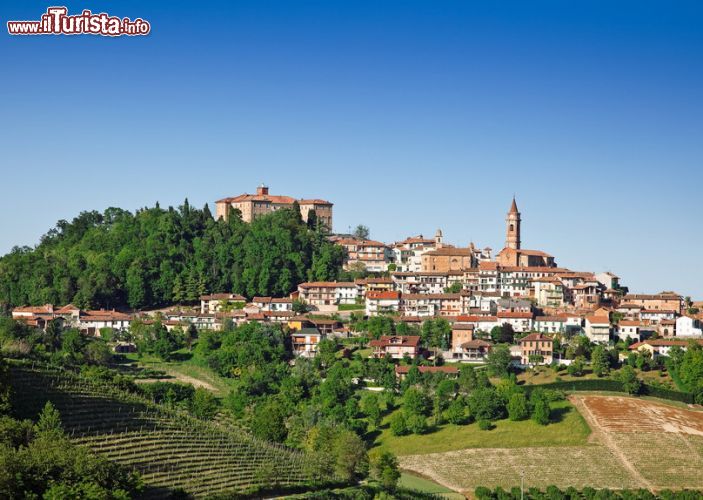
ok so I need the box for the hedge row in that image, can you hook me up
[523,379,695,404]
[475,485,702,500]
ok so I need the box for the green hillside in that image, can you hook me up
[9,361,332,498]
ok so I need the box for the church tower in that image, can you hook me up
[505,197,521,250]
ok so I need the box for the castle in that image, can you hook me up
[215,184,333,230]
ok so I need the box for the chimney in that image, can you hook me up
[257,183,269,196]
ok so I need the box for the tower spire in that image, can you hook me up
[505,196,521,250]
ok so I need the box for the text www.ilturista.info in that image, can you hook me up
[7,7,150,36]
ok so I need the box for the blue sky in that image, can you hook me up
[2,1,702,297]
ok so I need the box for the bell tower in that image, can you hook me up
[505,197,521,250]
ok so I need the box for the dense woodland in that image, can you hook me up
[0,202,345,310]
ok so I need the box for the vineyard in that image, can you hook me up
[8,361,332,498]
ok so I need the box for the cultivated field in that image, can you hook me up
[9,363,327,498]
[399,395,703,495]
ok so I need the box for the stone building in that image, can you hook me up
[215,184,333,229]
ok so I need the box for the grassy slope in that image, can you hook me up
[517,366,675,388]
[398,472,466,499]
[374,400,591,456]
[122,351,233,397]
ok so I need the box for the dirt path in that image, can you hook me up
[570,395,653,490]
[135,370,217,392]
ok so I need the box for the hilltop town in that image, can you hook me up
[12,185,702,367]
[4,185,703,499]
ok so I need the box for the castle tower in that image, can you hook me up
[505,197,521,250]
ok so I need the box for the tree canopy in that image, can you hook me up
[0,203,344,310]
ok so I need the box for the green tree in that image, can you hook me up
[34,401,62,437]
[189,388,218,419]
[332,430,368,481]
[490,323,515,344]
[591,345,611,377]
[530,391,550,425]
[567,356,586,376]
[445,398,467,424]
[360,392,382,430]
[487,344,512,377]
[507,392,529,421]
[618,365,642,395]
[467,387,506,421]
[389,411,409,436]
[403,387,430,417]
[370,451,401,491]
[353,225,370,240]
[250,399,288,443]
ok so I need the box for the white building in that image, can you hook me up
[584,316,611,343]
[675,316,703,338]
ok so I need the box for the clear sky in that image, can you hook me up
[2,1,702,297]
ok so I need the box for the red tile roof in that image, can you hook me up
[369,335,421,348]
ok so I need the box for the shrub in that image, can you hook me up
[406,413,428,435]
[478,419,494,431]
[445,398,468,425]
[389,412,409,436]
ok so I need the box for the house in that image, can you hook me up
[355,277,394,298]
[12,304,55,319]
[518,333,554,366]
[629,339,703,357]
[595,272,620,290]
[584,316,611,343]
[616,303,643,318]
[200,293,247,314]
[369,336,421,359]
[454,315,501,334]
[401,293,465,317]
[290,328,324,358]
[659,319,676,337]
[614,320,643,342]
[532,277,565,308]
[395,365,459,380]
[287,316,342,335]
[452,339,492,363]
[448,323,474,359]
[215,184,333,229]
[392,235,437,272]
[297,281,358,309]
[251,297,293,312]
[570,282,602,310]
[496,298,532,313]
[365,291,401,316]
[336,238,392,272]
[496,311,533,333]
[621,293,683,315]
[76,309,132,336]
[675,316,703,337]
[533,316,567,334]
[640,309,676,324]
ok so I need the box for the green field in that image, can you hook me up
[374,400,591,456]
[398,472,466,499]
